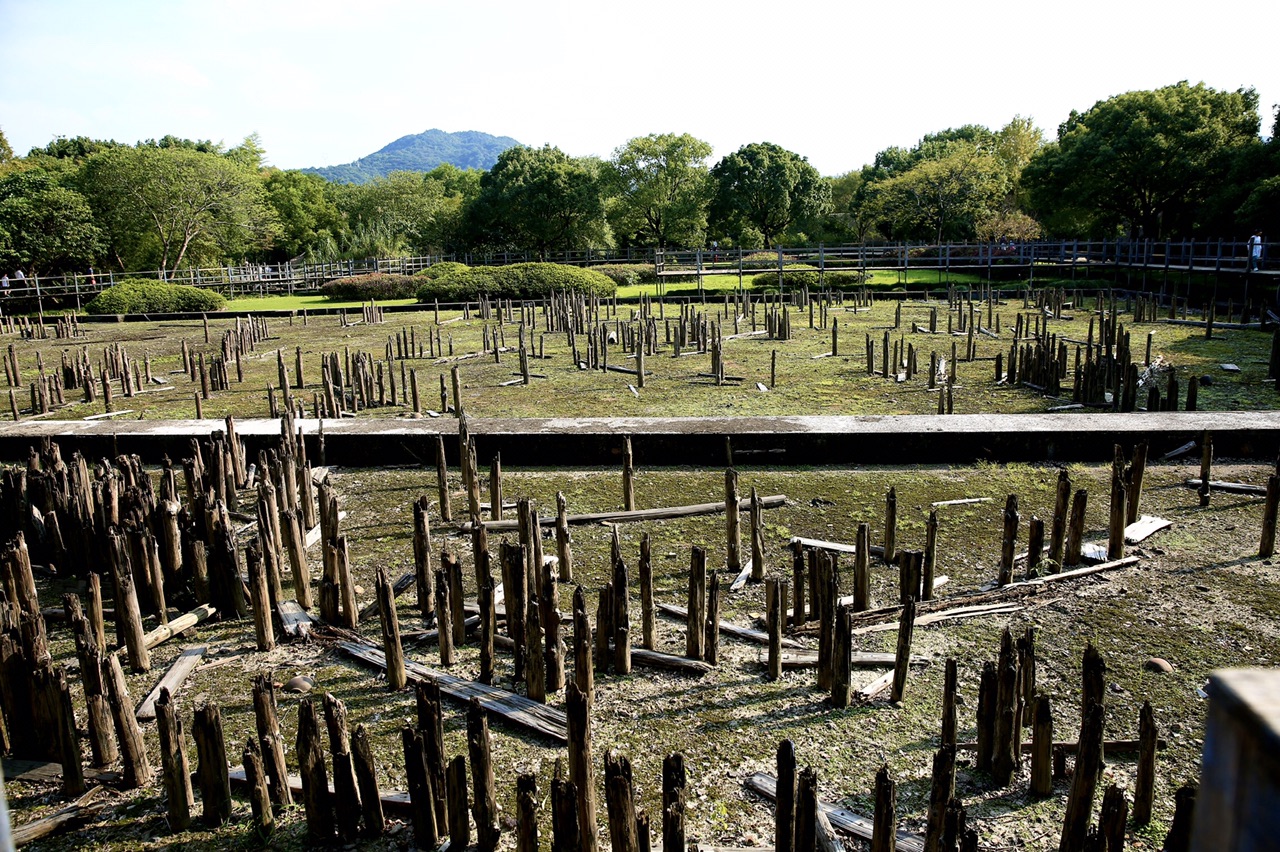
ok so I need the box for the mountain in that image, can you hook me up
[304,129,521,183]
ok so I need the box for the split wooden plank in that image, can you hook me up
[83,410,135,421]
[745,772,925,852]
[230,766,412,817]
[304,510,346,549]
[466,495,787,533]
[136,646,207,722]
[1161,440,1197,460]
[3,759,121,786]
[11,786,111,847]
[955,738,1167,754]
[1185,478,1269,496]
[357,570,415,623]
[277,600,315,639]
[1125,515,1173,544]
[728,560,753,592]
[143,604,216,650]
[857,670,895,700]
[632,648,713,675]
[657,603,804,649]
[335,640,567,743]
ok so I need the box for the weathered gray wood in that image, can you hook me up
[9,786,110,847]
[744,772,925,852]
[659,602,804,648]
[135,645,206,722]
[194,700,231,826]
[143,604,216,651]
[277,599,315,639]
[104,652,152,788]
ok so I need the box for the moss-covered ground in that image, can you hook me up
[10,454,1280,851]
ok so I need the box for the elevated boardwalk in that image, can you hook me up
[1,411,1277,467]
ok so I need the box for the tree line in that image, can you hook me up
[1,80,1276,277]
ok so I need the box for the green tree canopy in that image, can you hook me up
[261,169,346,261]
[867,141,1009,242]
[1023,81,1261,238]
[79,145,278,273]
[606,133,712,249]
[465,145,610,256]
[709,142,829,247]
[0,169,103,274]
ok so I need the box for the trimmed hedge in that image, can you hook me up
[321,273,418,301]
[416,263,616,302]
[587,264,658,287]
[85,279,227,315]
[413,261,471,280]
[750,265,866,290]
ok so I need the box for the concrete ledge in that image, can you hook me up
[0,412,1277,467]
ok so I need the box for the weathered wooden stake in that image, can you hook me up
[155,687,194,830]
[469,698,501,852]
[686,546,707,660]
[1030,695,1053,797]
[296,697,334,843]
[1057,702,1105,852]
[244,738,274,837]
[568,682,598,852]
[403,725,439,849]
[1133,700,1158,825]
[890,599,916,702]
[871,764,896,852]
[194,701,232,826]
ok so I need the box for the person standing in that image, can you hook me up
[1249,230,1265,272]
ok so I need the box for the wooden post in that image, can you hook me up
[1026,517,1045,578]
[244,738,275,837]
[416,680,449,826]
[282,508,312,609]
[251,672,292,806]
[1065,490,1088,567]
[479,561,496,685]
[792,540,807,626]
[831,604,852,708]
[567,682,598,852]
[296,697,334,843]
[704,570,721,666]
[1108,444,1127,560]
[776,740,797,852]
[376,567,406,690]
[1057,702,1104,852]
[469,698,501,852]
[975,662,996,773]
[612,546,631,674]
[922,511,938,600]
[1133,701,1158,825]
[1199,431,1213,506]
[413,496,434,618]
[557,491,574,582]
[108,532,150,672]
[527,599,547,702]
[53,666,85,796]
[725,468,741,577]
[941,658,957,748]
[871,764,896,852]
[1262,475,1280,558]
[448,755,471,850]
[573,588,595,708]
[245,544,275,651]
[80,643,117,768]
[855,523,870,611]
[924,745,956,852]
[622,436,635,512]
[104,652,152,788]
[766,578,783,682]
[686,546,707,660]
[890,599,916,703]
[639,533,655,649]
[993,629,1020,787]
[795,767,818,852]
[489,453,503,521]
[517,772,539,852]
[194,701,232,826]
[1126,441,1149,525]
[662,753,686,852]
[1048,468,1071,570]
[403,725,439,850]
[1164,783,1197,852]
[436,434,452,522]
[435,567,454,666]
[1030,695,1053,797]
[884,487,897,563]
[999,494,1018,586]
[1098,783,1128,851]
[154,687,194,830]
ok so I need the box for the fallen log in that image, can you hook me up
[357,570,414,623]
[465,496,787,533]
[745,772,924,852]
[1184,478,1268,496]
[780,650,927,670]
[143,604,216,651]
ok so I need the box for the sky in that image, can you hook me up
[2,0,1277,176]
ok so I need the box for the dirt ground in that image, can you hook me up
[7,451,1280,851]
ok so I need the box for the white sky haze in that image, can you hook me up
[1,0,1276,175]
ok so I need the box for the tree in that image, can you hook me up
[79,145,278,273]
[339,170,447,256]
[0,170,103,274]
[465,146,610,255]
[0,129,13,165]
[868,142,1008,242]
[709,143,829,247]
[261,169,346,260]
[606,133,712,248]
[1023,81,1260,237]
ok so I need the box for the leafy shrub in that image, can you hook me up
[416,263,616,302]
[588,264,657,287]
[750,266,865,290]
[85,279,226,314]
[321,273,418,301]
[414,261,470,280]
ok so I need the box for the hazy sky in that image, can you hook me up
[2,0,1276,175]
